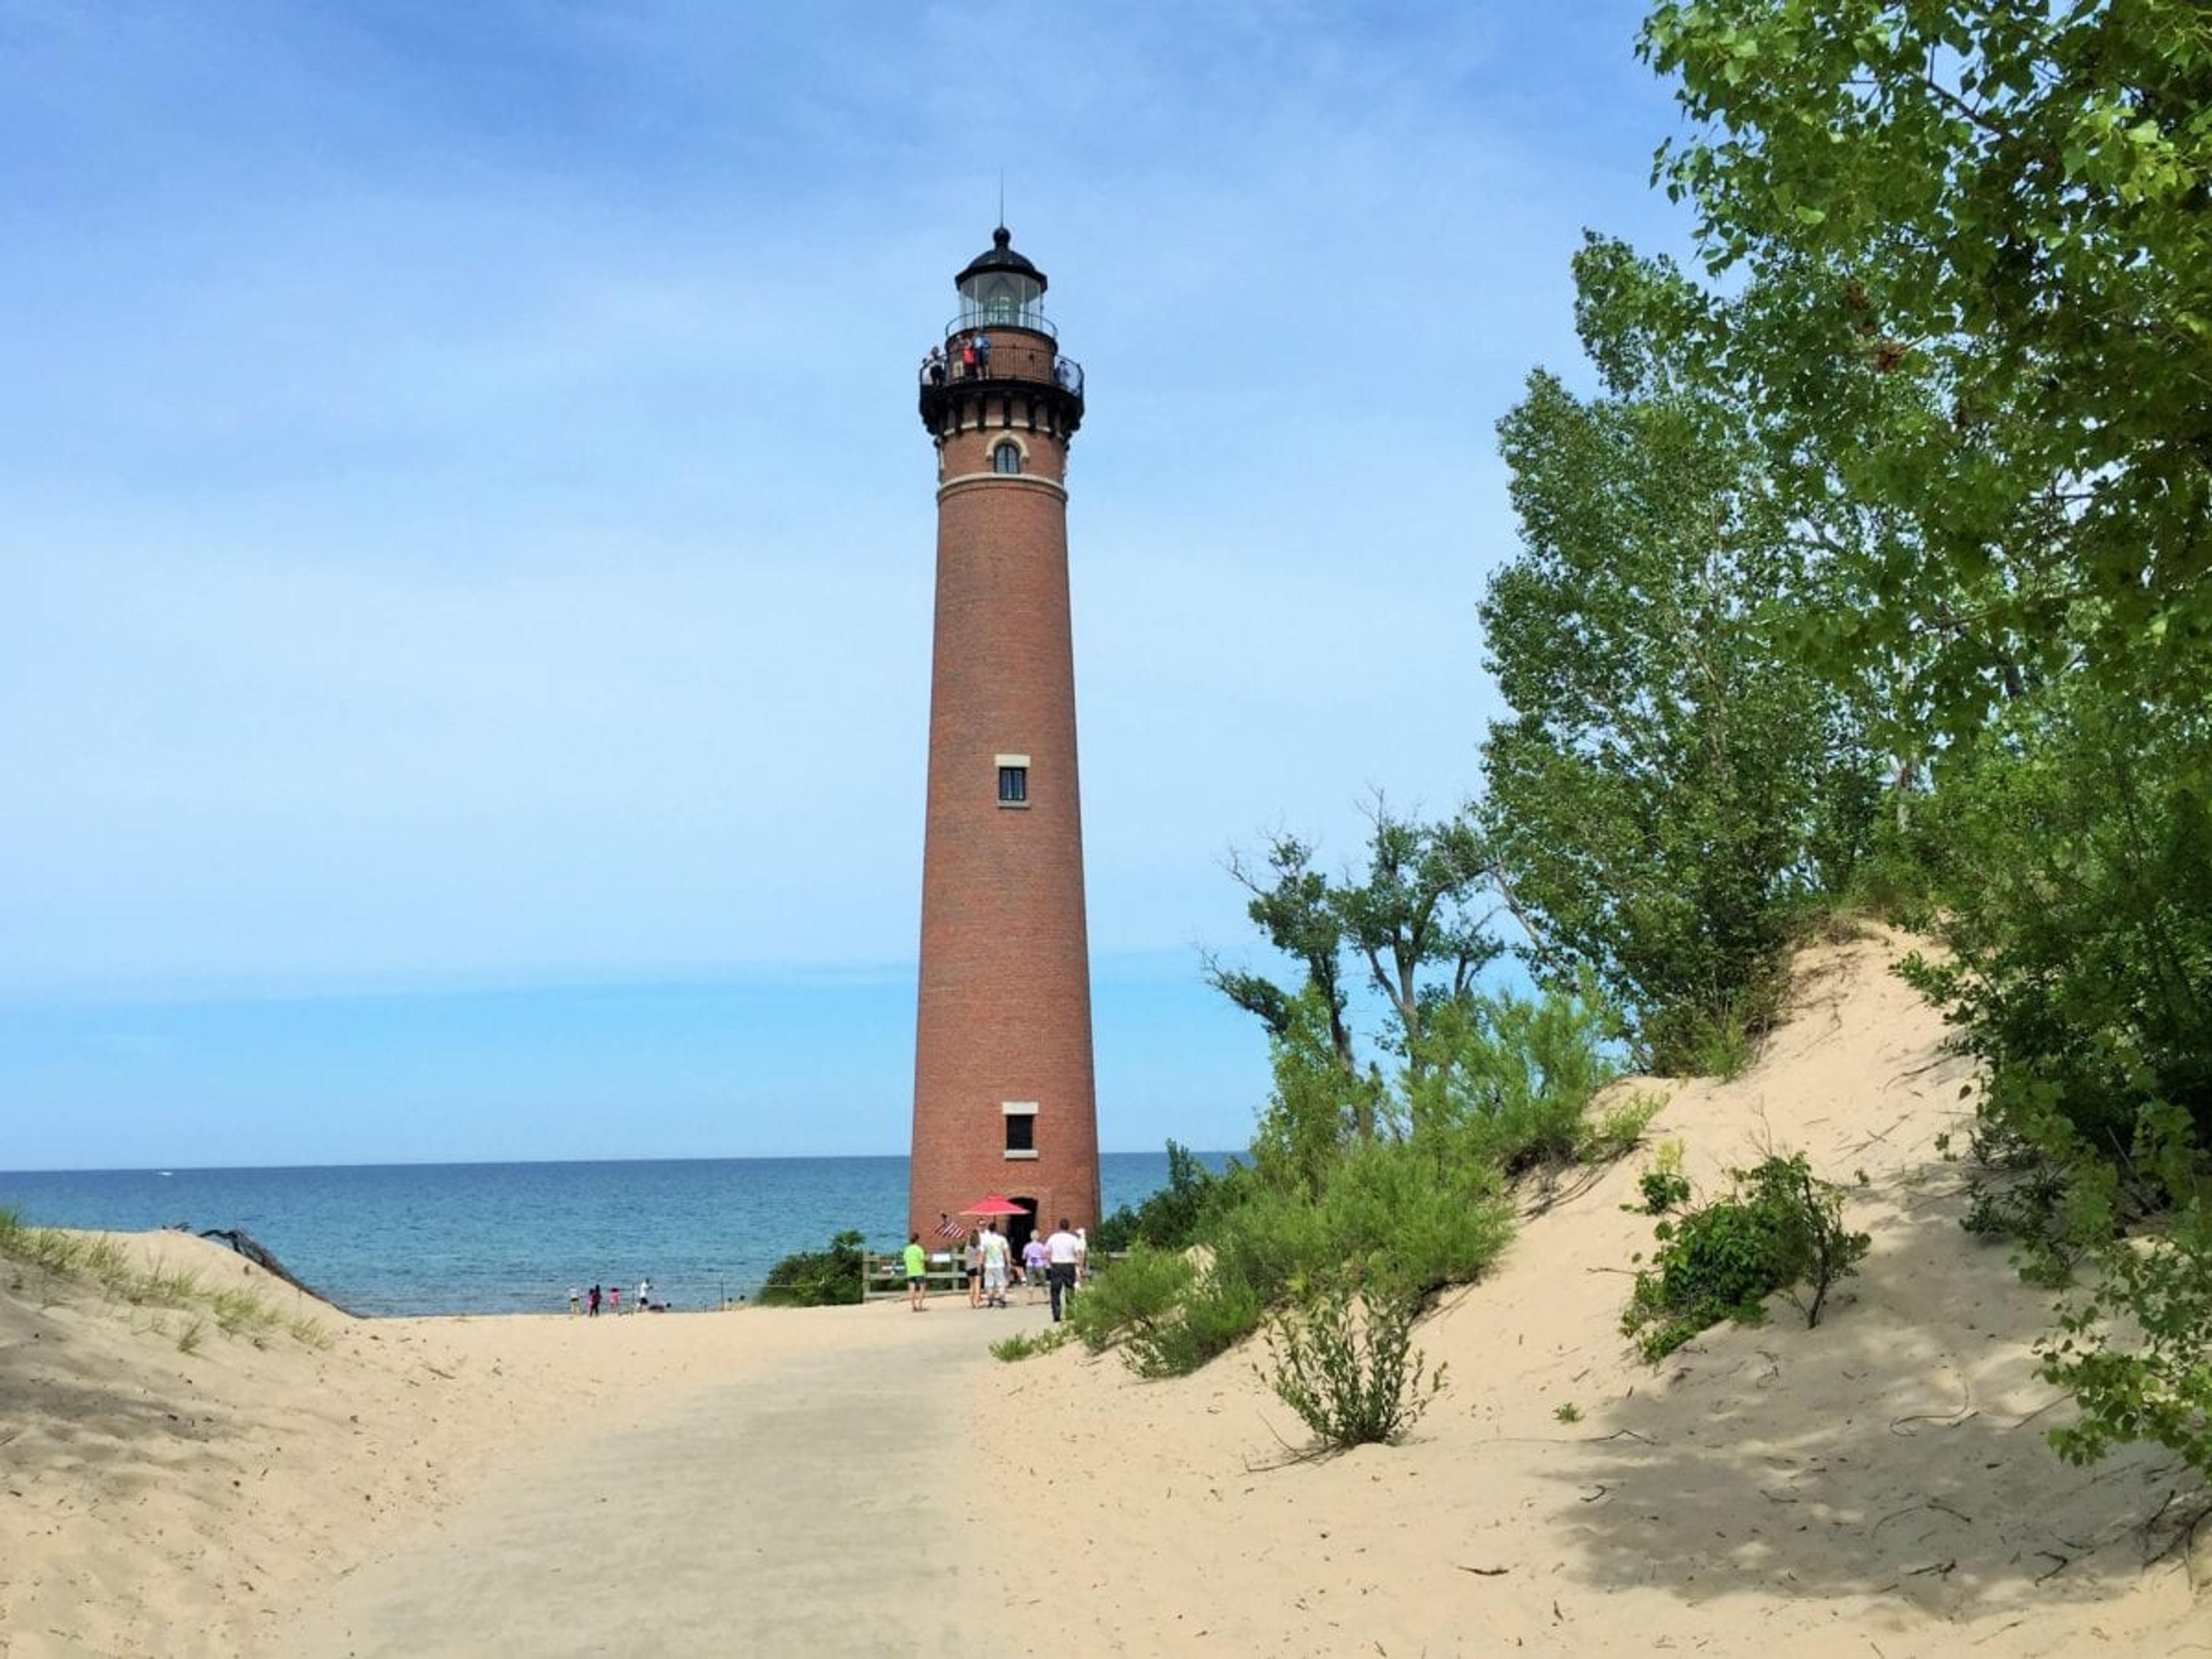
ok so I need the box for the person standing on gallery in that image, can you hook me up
[1044,1218,1082,1322]
[903,1233,929,1312]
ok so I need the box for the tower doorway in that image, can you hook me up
[1006,1199,1039,1259]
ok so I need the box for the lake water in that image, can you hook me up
[0,1152,1228,1316]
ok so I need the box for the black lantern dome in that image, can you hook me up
[955,226,1047,328]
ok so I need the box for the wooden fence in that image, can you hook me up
[858,1250,1105,1302]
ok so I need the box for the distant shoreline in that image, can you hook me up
[0,1149,1237,1317]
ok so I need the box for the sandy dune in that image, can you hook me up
[976,929,2208,1655]
[3,928,2206,1656]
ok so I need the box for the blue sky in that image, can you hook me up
[0,2,1691,1168]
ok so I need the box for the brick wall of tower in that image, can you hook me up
[907,331,1100,1243]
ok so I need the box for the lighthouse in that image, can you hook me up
[908,227,1100,1252]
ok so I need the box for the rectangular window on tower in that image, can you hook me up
[1003,1101,1038,1159]
[995,753,1031,808]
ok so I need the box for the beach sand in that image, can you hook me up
[3,928,2206,1656]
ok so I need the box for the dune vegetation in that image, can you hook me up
[1084,0,2212,1476]
[0,1209,328,1351]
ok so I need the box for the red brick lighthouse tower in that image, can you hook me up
[908,227,1100,1249]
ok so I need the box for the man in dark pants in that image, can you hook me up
[1044,1215,1082,1321]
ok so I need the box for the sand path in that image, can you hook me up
[285,1298,1029,1658]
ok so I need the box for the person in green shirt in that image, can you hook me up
[902,1233,929,1311]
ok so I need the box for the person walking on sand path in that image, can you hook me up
[980,1224,1010,1309]
[588,1283,601,1317]
[903,1233,929,1311]
[964,1232,984,1309]
[609,1284,621,1315]
[569,1286,581,1316]
[1044,1218,1081,1322]
[1021,1232,1048,1305]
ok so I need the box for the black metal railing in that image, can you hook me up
[948,304,1056,341]
[918,334,1084,399]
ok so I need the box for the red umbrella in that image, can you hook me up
[959,1193,1029,1217]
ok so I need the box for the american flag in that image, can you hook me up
[932,1213,965,1241]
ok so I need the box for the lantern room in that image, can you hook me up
[955,226,1048,331]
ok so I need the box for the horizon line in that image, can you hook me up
[0,1146,1244,1179]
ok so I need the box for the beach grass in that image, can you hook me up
[0,1206,326,1350]
[990,1324,1072,1363]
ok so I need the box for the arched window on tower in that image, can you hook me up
[991,440,1022,475]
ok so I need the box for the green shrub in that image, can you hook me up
[1208,1138,1514,1311]
[1093,1143,1239,1254]
[1643,993,1758,1080]
[1264,1285,1444,1450]
[1622,1153,1870,1362]
[1124,1274,1265,1379]
[1634,1168,1692,1215]
[1320,1138,1516,1302]
[756,1229,867,1307]
[990,1324,1072,1363]
[1577,1091,1666,1163]
[1065,1244,1194,1354]
[2040,1103,2212,1480]
[1408,981,1623,1176]
[1900,687,2212,1170]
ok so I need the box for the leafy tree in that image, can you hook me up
[1335,809,1503,1077]
[1628,0,2212,1474]
[1206,804,1503,1131]
[1206,833,1358,1076]
[1641,0,2212,723]
[1484,243,1881,1067]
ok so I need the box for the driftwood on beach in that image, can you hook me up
[195,1226,355,1317]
